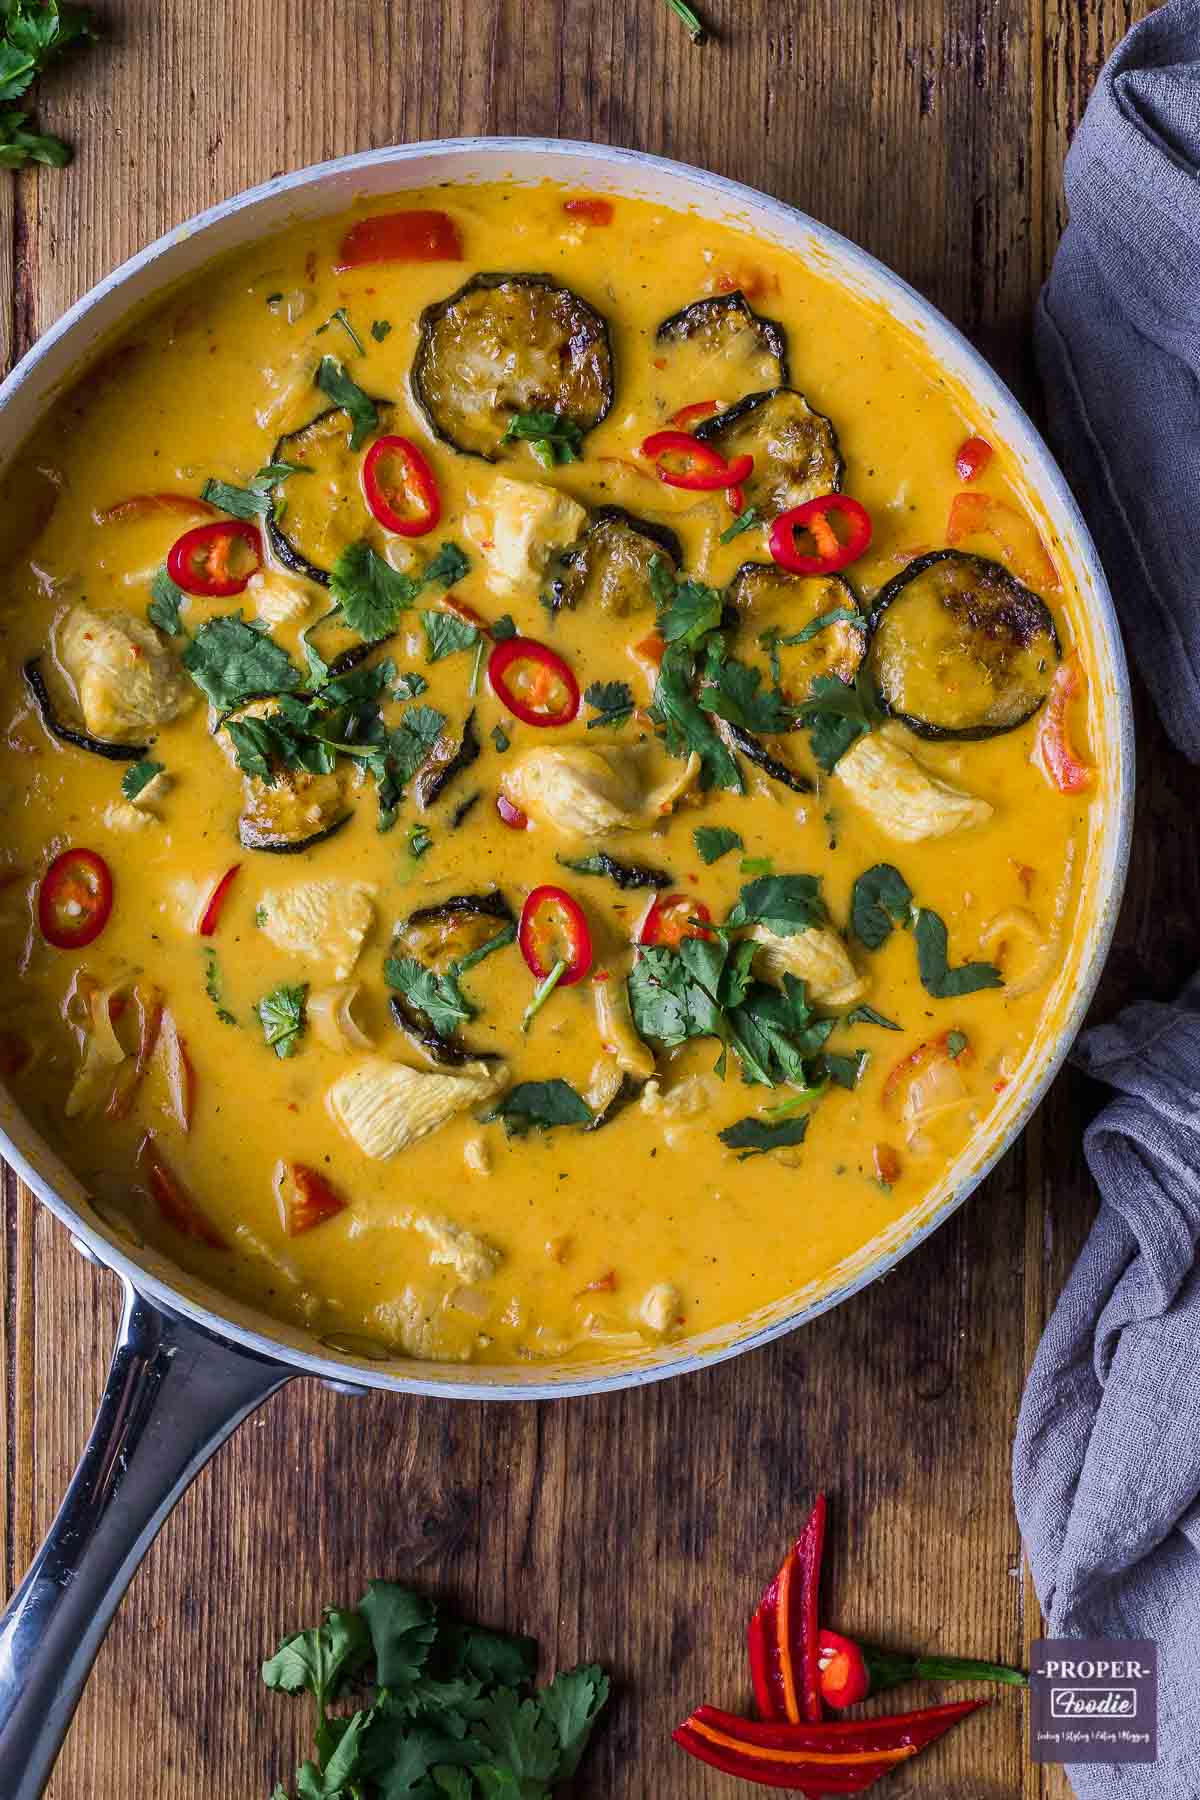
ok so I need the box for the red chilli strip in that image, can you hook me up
[749,1495,828,1724]
[673,1700,987,1794]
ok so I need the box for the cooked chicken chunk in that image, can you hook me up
[835,732,993,842]
[328,1058,504,1160]
[259,880,375,979]
[372,1287,469,1361]
[246,568,318,625]
[750,924,867,1008]
[56,605,192,742]
[101,799,156,833]
[464,474,588,599]
[500,744,700,839]
[407,1213,501,1282]
[639,1281,683,1335]
[594,969,656,1079]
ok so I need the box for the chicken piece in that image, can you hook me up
[500,744,700,840]
[463,474,587,600]
[56,606,192,743]
[328,1057,504,1160]
[750,924,867,1008]
[246,568,318,625]
[101,799,156,833]
[259,879,375,979]
[639,1281,683,1336]
[640,1073,718,1120]
[594,970,656,1079]
[407,1213,501,1282]
[463,1134,491,1175]
[372,1287,469,1361]
[835,732,993,842]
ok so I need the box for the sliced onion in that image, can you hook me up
[156,1007,195,1132]
[88,982,129,1067]
[308,982,373,1052]
[903,1054,970,1153]
[979,906,1060,1002]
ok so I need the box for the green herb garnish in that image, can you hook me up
[584,679,634,730]
[148,567,185,636]
[796,668,880,772]
[257,983,308,1059]
[483,1079,593,1136]
[665,0,707,43]
[200,463,307,521]
[719,1111,811,1160]
[392,670,428,700]
[370,318,392,342]
[844,1002,902,1032]
[120,758,163,802]
[557,850,670,891]
[500,410,584,467]
[314,355,379,450]
[693,825,743,865]
[384,957,473,1037]
[181,615,302,711]
[202,949,237,1027]
[850,863,914,950]
[315,306,365,354]
[915,909,1003,999]
[422,609,480,663]
[491,723,511,754]
[0,1,101,170]
[720,505,758,543]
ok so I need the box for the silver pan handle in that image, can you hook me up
[0,1272,293,1799]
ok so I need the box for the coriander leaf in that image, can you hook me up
[121,757,163,801]
[421,610,479,663]
[785,604,865,644]
[947,1028,969,1058]
[393,670,428,700]
[422,541,471,588]
[440,1620,538,1689]
[258,983,308,1058]
[202,948,237,1026]
[407,822,433,861]
[315,305,365,355]
[844,1002,902,1031]
[538,1664,611,1781]
[818,1049,869,1089]
[693,825,743,864]
[200,462,305,520]
[315,355,379,450]
[181,614,302,710]
[389,705,448,786]
[490,723,510,753]
[720,505,758,544]
[850,863,914,950]
[726,976,835,1088]
[431,1770,473,1799]
[472,1687,560,1785]
[500,409,583,466]
[914,908,1004,998]
[556,850,670,891]
[371,318,392,342]
[483,1080,592,1136]
[358,1581,438,1690]
[796,668,879,772]
[148,567,185,635]
[262,1608,372,1708]
[331,541,418,642]
[726,874,825,936]
[653,643,743,793]
[384,957,473,1038]
[666,0,707,44]
[296,1710,369,1797]
[719,1112,811,1159]
[491,613,518,641]
[700,654,797,734]
[583,678,634,730]
[650,554,723,648]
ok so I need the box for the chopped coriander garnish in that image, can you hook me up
[329,541,470,643]
[257,983,307,1058]
[121,758,163,802]
[181,616,302,711]
[491,612,519,640]
[254,905,268,928]
[850,863,914,950]
[719,1112,811,1160]
[483,1079,593,1136]
[407,821,433,861]
[450,922,517,977]
[665,0,707,44]
[147,567,185,636]
[740,855,774,877]
[314,355,378,450]
[947,1029,969,1058]
[795,667,881,772]
[422,609,479,663]
[522,957,568,1032]
[370,318,392,342]
[200,462,307,521]
[0,1,102,171]
[584,679,634,730]
[915,908,1003,998]
[491,723,511,753]
[315,305,365,354]
[384,957,472,1038]
[844,1002,901,1032]
[468,634,487,695]
[720,505,758,543]
[202,948,237,1027]
[500,410,584,467]
[392,670,428,700]
[693,826,742,865]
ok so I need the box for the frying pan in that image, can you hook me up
[0,138,1134,1797]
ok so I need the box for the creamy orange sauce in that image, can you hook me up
[0,182,1102,1367]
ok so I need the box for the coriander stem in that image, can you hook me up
[468,636,486,696]
[666,0,707,42]
[522,959,568,1033]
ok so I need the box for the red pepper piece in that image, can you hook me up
[641,428,754,492]
[197,864,241,937]
[770,497,872,576]
[275,1160,348,1237]
[518,886,593,987]
[335,208,463,269]
[488,636,581,727]
[954,435,993,482]
[95,492,220,525]
[668,399,720,428]
[495,793,529,830]
[945,490,1060,591]
[1035,653,1093,795]
[817,1629,1027,1711]
[139,1135,227,1251]
[361,435,442,537]
[563,196,614,225]
[38,848,113,950]
[747,1495,827,1724]
[639,893,713,948]
[673,1700,986,1793]
[167,518,262,597]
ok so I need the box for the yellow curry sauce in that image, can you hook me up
[0,183,1100,1366]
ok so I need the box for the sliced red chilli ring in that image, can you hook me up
[518,885,594,986]
[38,848,114,950]
[641,428,754,493]
[769,494,872,576]
[668,399,720,428]
[361,435,442,537]
[488,636,580,727]
[166,519,263,597]
[639,893,713,948]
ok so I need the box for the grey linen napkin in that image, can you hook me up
[1014,6,1200,1796]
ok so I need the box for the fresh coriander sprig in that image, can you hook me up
[665,0,707,44]
[0,1,102,170]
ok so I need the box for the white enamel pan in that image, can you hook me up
[0,139,1133,1797]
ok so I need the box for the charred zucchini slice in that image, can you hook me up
[266,403,391,585]
[727,564,867,690]
[414,709,481,810]
[548,507,681,615]
[694,388,842,520]
[655,292,789,392]
[388,992,499,1069]
[238,767,351,853]
[397,890,516,974]
[412,273,614,459]
[23,656,149,761]
[716,717,813,795]
[867,550,1060,740]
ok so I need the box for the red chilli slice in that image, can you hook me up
[488,636,580,728]
[38,848,114,950]
[518,886,593,987]
[197,864,241,937]
[747,1495,828,1725]
[361,435,442,537]
[769,497,872,577]
[167,519,262,597]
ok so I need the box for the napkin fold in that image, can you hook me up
[1014,6,1200,1797]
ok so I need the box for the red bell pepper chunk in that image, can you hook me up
[562,196,614,225]
[167,518,262,597]
[518,886,593,987]
[38,848,114,950]
[488,636,580,727]
[275,1160,348,1237]
[769,496,872,577]
[673,1699,987,1792]
[954,434,993,482]
[1035,654,1094,795]
[747,1495,827,1724]
[139,1135,227,1251]
[495,792,530,830]
[641,428,754,492]
[361,435,442,537]
[197,864,241,937]
[639,893,713,948]
[945,490,1059,591]
[95,492,221,525]
[335,209,463,269]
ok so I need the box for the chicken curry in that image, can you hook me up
[0,183,1102,1367]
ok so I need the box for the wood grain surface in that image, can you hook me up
[0,2,1178,1795]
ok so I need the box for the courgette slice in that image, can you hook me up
[414,708,481,810]
[23,655,149,761]
[238,767,351,853]
[717,717,814,794]
[388,992,499,1069]
[398,890,516,973]
[727,564,867,689]
[867,550,1060,740]
[412,273,614,459]
[694,388,842,520]
[655,291,789,392]
[266,403,391,585]
[548,506,681,615]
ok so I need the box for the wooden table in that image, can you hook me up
[1,1,1182,1793]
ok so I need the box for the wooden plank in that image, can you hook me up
[0,0,1174,1794]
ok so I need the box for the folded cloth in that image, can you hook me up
[1034,0,1200,762]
